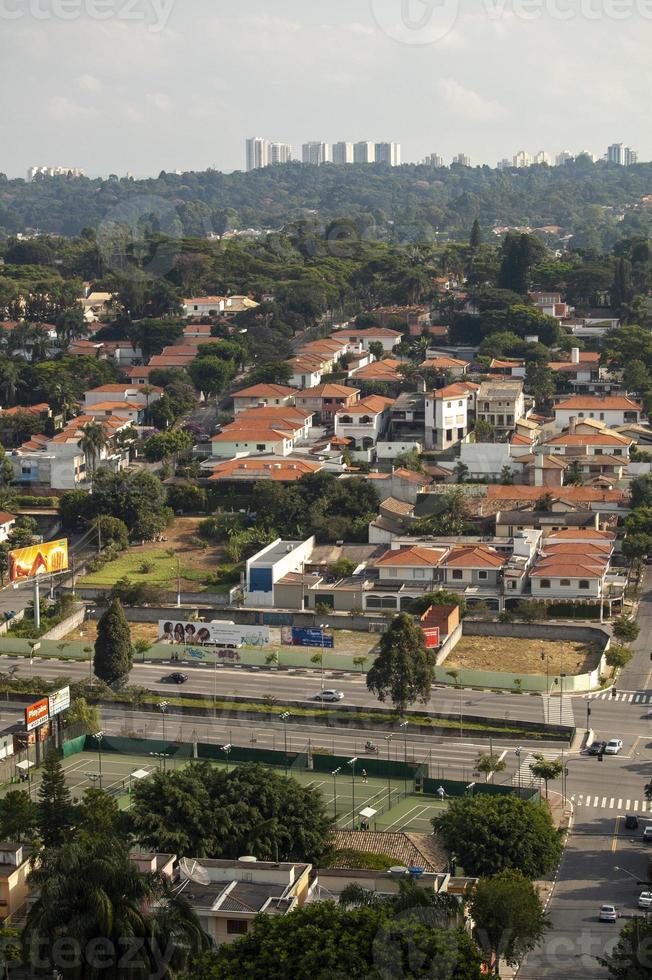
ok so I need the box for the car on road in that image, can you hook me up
[313,689,344,702]
[587,740,607,756]
[643,826,652,843]
[162,672,188,684]
[625,815,640,830]
[598,905,618,922]
[604,739,623,755]
[638,892,652,909]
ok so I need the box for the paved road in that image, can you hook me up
[2,654,566,727]
[519,571,652,979]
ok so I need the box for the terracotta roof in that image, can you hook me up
[211,427,292,443]
[0,512,15,526]
[336,395,394,415]
[330,831,447,872]
[554,396,641,411]
[511,434,532,446]
[351,359,403,380]
[441,545,506,569]
[546,528,615,542]
[2,403,49,417]
[490,358,524,369]
[376,546,446,567]
[486,485,626,503]
[392,467,430,484]
[421,356,469,369]
[87,384,162,394]
[234,406,312,423]
[433,383,472,400]
[380,497,415,518]
[84,401,141,412]
[531,562,605,578]
[233,384,296,400]
[295,384,358,399]
[208,458,321,481]
[183,296,225,304]
[332,327,402,339]
[543,433,631,447]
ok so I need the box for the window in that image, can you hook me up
[540,579,551,589]
[478,571,488,580]
[227,920,248,936]
[579,580,590,589]
[560,579,571,587]
[256,444,266,452]
[414,568,425,578]
[446,429,453,441]
[452,569,463,580]
[388,568,398,578]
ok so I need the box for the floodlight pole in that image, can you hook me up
[33,576,40,631]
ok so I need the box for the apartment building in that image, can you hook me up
[476,381,526,433]
[424,384,471,450]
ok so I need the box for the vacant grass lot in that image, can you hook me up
[445,636,601,676]
[79,518,235,593]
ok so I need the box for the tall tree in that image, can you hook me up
[0,789,39,841]
[470,870,549,974]
[79,421,108,478]
[529,754,563,798]
[93,597,134,687]
[366,613,434,714]
[470,219,482,249]
[36,749,75,849]
[598,916,652,979]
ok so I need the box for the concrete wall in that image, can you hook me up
[41,605,86,641]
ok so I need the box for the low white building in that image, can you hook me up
[182,296,226,318]
[334,396,394,451]
[211,428,295,459]
[553,395,642,430]
[331,327,402,353]
[232,384,296,415]
[245,537,315,607]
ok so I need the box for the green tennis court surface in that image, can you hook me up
[15,751,451,832]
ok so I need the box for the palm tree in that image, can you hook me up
[24,841,210,978]
[79,421,109,480]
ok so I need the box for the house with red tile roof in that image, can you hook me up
[293,384,359,423]
[334,396,394,453]
[207,457,322,483]
[331,326,403,353]
[349,358,404,385]
[421,356,469,377]
[553,395,642,430]
[232,384,296,415]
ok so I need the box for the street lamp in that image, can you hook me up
[466,782,476,796]
[515,746,523,799]
[399,720,408,796]
[331,768,341,818]
[559,672,566,725]
[159,700,169,742]
[585,700,592,734]
[92,731,104,789]
[280,712,291,776]
[221,743,232,772]
[384,734,393,809]
[347,758,357,831]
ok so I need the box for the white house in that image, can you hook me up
[331,327,402,353]
[424,384,470,451]
[476,381,526,434]
[553,395,642,430]
[182,296,226,318]
[84,384,163,411]
[211,427,295,459]
[334,396,394,451]
[232,385,297,415]
[12,417,131,490]
[287,356,325,389]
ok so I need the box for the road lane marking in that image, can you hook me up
[625,800,631,810]
[611,816,621,852]
[635,800,639,811]
[601,796,607,807]
[617,798,622,809]
[610,797,615,807]
[644,802,648,812]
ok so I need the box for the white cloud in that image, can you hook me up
[49,96,97,122]
[76,74,102,93]
[435,78,509,121]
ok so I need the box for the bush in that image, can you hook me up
[613,616,640,643]
[109,577,165,606]
[606,644,633,669]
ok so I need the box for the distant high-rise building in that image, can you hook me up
[555,150,574,166]
[534,151,551,166]
[354,141,376,164]
[607,143,624,165]
[423,153,444,167]
[269,142,293,165]
[452,153,471,167]
[375,142,401,166]
[624,147,638,166]
[28,165,85,180]
[513,151,532,168]
[302,142,330,165]
[332,142,354,165]
[496,158,512,171]
[246,137,269,172]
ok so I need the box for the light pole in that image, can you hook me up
[319,623,326,694]
[586,701,592,734]
[92,731,104,789]
[399,721,408,796]
[280,712,290,776]
[221,743,232,772]
[559,672,566,725]
[347,757,357,830]
[515,746,523,799]
[384,734,393,809]
[541,649,550,722]
[176,558,181,608]
[331,768,341,818]
[159,700,169,742]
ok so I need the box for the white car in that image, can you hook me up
[638,892,652,909]
[313,689,344,702]
[604,739,623,755]
[599,904,618,922]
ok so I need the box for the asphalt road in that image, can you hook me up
[4,654,567,727]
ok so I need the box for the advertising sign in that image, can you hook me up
[25,698,49,732]
[422,627,441,649]
[48,686,71,718]
[9,539,68,582]
[281,627,335,649]
[158,620,269,648]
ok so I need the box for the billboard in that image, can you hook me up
[9,539,68,583]
[281,627,335,649]
[48,686,71,718]
[158,620,269,648]
[25,698,49,732]
[422,627,441,649]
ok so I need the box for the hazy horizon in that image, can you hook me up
[1,0,649,179]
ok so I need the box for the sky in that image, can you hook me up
[0,0,650,178]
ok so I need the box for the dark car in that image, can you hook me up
[587,740,607,756]
[625,815,639,830]
[163,672,188,684]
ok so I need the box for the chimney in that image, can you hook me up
[569,416,577,434]
[571,347,580,365]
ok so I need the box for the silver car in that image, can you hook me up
[313,689,344,702]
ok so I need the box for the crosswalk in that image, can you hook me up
[513,748,563,789]
[570,793,652,813]
[588,690,652,704]
[541,694,575,726]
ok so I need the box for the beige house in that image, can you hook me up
[476,380,526,434]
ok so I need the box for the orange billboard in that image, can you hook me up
[25,697,49,732]
[9,539,68,582]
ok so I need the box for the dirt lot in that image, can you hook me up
[445,636,601,676]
